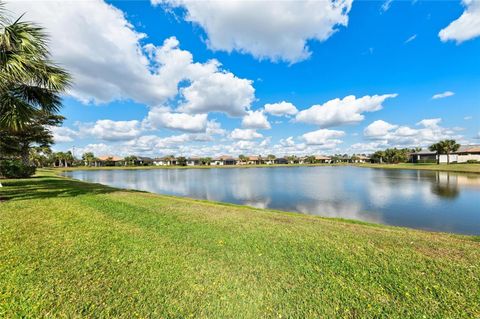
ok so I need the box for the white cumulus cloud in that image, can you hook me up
[362,118,465,148]
[83,120,142,141]
[439,0,480,43]
[48,126,79,143]
[363,120,398,138]
[301,129,345,148]
[264,101,298,116]
[145,107,208,132]
[178,71,255,117]
[5,1,256,114]
[154,0,353,63]
[242,110,271,129]
[295,94,398,128]
[230,129,263,140]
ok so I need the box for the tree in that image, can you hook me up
[257,155,263,165]
[0,113,63,165]
[200,157,211,165]
[371,150,385,164]
[29,146,52,167]
[429,140,460,165]
[124,155,138,166]
[176,156,187,166]
[238,154,247,164]
[267,154,276,163]
[350,154,360,163]
[286,155,297,164]
[82,152,95,166]
[0,6,71,130]
[305,155,316,164]
[64,151,74,167]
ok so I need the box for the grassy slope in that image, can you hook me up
[356,163,480,174]
[0,172,479,318]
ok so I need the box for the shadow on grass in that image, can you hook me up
[0,176,116,201]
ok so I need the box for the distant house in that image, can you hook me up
[315,155,332,163]
[453,145,480,163]
[410,150,437,163]
[153,157,177,166]
[331,155,350,163]
[97,155,124,166]
[211,155,236,166]
[350,155,370,163]
[410,145,480,163]
[274,157,288,164]
[135,156,154,166]
[186,157,201,166]
[264,158,275,165]
[247,156,263,165]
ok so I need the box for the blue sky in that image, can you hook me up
[6,0,480,157]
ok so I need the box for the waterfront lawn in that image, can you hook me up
[1,172,479,318]
[357,162,480,174]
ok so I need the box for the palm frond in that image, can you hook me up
[0,8,71,130]
[0,90,37,130]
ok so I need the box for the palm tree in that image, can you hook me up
[238,154,247,164]
[372,150,385,163]
[0,5,70,130]
[124,155,138,166]
[430,140,460,165]
[267,154,276,164]
[286,155,297,164]
[82,152,95,166]
[305,155,316,164]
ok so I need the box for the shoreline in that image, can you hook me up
[52,169,479,237]
[50,162,480,174]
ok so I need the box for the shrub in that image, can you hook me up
[466,160,479,164]
[0,160,36,178]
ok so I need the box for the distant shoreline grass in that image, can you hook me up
[52,162,480,174]
[356,162,480,174]
[0,171,479,317]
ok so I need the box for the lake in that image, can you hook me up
[64,166,480,235]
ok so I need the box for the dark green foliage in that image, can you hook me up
[0,159,35,178]
[176,156,187,166]
[371,148,412,164]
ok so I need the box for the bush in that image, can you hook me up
[0,160,36,178]
[466,160,479,164]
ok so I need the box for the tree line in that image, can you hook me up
[371,140,460,164]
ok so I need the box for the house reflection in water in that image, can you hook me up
[431,171,480,199]
[65,166,480,235]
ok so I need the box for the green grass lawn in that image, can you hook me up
[356,162,480,174]
[1,172,479,318]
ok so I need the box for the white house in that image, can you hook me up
[411,145,480,163]
[186,157,201,166]
[153,157,177,166]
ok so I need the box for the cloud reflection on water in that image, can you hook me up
[67,167,480,234]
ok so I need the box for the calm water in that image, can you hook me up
[65,166,480,235]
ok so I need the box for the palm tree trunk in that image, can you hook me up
[447,152,450,165]
[21,146,30,166]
